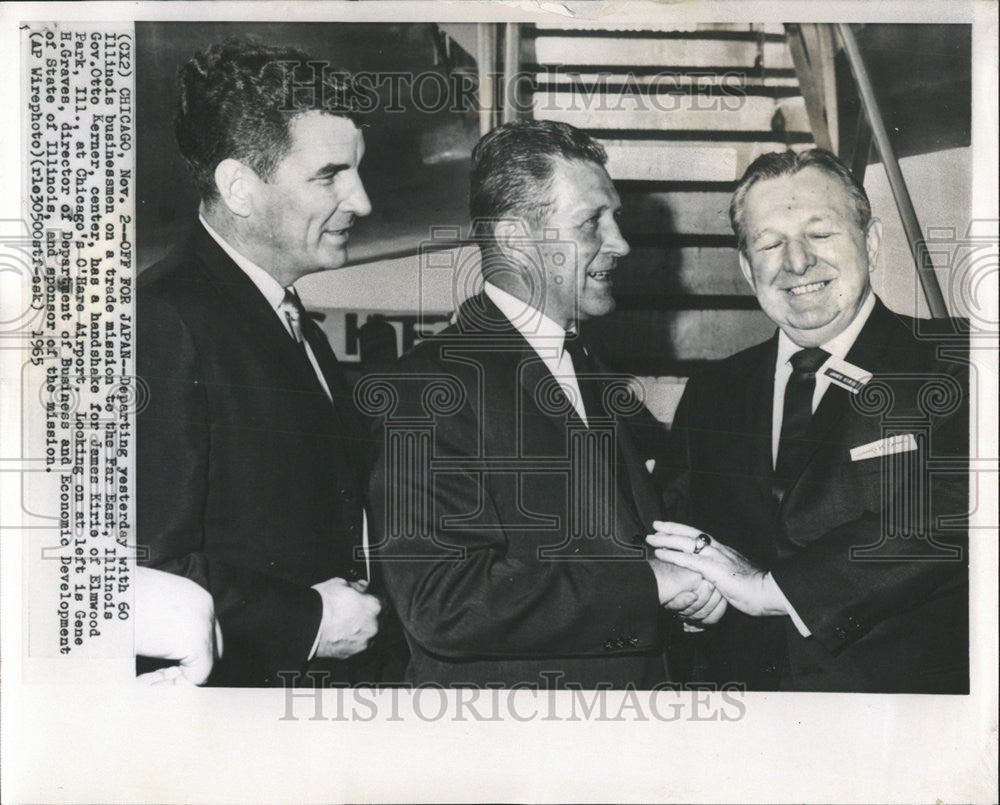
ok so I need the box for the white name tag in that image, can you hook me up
[850,433,918,461]
[823,356,873,393]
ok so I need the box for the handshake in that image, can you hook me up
[646,540,727,627]
[646,520,790,625]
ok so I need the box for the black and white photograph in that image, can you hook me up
[1,2,997,803]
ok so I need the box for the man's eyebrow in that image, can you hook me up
[310,163,351,179]
[571,200,617,217]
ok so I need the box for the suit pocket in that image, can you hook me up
[838,458,886,515]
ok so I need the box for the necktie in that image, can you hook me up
[773,346,829,502]
[280,287,334,395]
[279,287,308,348]
[562,331,604,425]
[563,332,644,529]
[280,287,368,579]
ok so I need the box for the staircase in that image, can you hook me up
[523,22,818,421]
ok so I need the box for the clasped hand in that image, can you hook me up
[135,566,222,685]
[646,554,727,626]
[646,522,789,618]
[312,577,382,659]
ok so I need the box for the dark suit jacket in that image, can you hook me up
[137,224,369,687]
[658,298,969,693]
[367,293,671,688]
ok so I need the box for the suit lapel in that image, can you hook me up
[456,293,578,443]
[455,294,654,545]
[615,410,662,528]
[190,226,331,403]
[301,315,370,477]
[747,335,779,501]
[780,299,897,505]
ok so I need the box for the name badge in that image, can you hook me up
[823,356,873,393]
[850,433,918,461]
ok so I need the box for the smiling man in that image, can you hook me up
[137,37,382,686]
[367,121,723,688]
[648,148,969,693]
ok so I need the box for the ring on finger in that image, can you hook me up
[693,533,712,554]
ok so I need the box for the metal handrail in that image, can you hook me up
[835,23,950,318]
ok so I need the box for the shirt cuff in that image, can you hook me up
[307,589,323,660]
[765,572,812,637]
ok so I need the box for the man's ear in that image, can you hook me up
[738,250,757,292]
[493,218,529,265]
[213,159,255,218]
[865,218,883,273]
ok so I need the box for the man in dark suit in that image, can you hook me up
[137,37,382,686]
[366,121,726,689]
[648,148,968,693]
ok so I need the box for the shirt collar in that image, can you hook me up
[483,281,569,358]
[199,214,287,311]
[776,291,877,367]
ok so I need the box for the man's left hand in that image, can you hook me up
[646,522,789,618]
[135,566,222,685]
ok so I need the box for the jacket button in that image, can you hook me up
[603,640,614,651]
[764,663,777,674]
[835,626,848,639]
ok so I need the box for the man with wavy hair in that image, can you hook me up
[648,148,969,693]
[138,37,381,686]
[368,121,724,688]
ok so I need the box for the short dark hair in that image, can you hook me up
[470,120,608,250]
[175,36,363,202]
[729,148,872,253]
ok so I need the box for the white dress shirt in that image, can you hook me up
[771,291,877,465]
[199,216,369,657]
[199,215,333,401]
[767,291,876,636]
[484,281,590,426]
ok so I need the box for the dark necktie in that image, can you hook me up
[772,347,829,503]
[280,287,319,365]
[280,287,369,471]
[281,287,368,581]
[562,331,605,425]
[563,331,644,528]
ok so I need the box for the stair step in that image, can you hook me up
[619,189,733,235]
[533,93,810,133]
[596,129,812,143]
[533,37,793,70]
[583,309,775,364]
[614,294,759,311]
[604,143,736,182]
[632,376,688,428]
[597,139,813,182]
[529,24,786,38]
[528,64,797,81]
[531,71,801,94]
[617,247,748,296]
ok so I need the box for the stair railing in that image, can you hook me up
[787,23,950,318]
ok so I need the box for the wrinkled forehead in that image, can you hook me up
[744,167,857,226]
[547,158,619,213]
